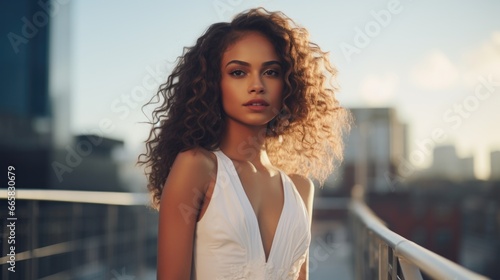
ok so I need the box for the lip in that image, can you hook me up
[243,99,269,106]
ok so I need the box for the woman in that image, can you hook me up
[139,8,350,279]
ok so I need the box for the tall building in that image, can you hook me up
[327,107,407,194]
[491,151,500,180]
[1,3,142,279]
[431,145,460,179]
[1,1,125,191]
[426,145,475,181]
[48,0,73,148]
[459,156,475,180]
[1,0,53,188]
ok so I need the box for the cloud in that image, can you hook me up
[462,31,500,88]
[410,50,459,91]
[359,72,399,106]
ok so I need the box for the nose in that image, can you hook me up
[248,75,264,94]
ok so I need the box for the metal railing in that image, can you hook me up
[349,185,490,280]
[2,188,491,280]
[0,189,157,280]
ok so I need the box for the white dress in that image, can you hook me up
[191,150,311,280]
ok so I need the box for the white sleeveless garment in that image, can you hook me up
[191,150,311,280]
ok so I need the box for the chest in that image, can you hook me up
[235,164,284,218]
[192,154,311,278]
[232,163,284,256]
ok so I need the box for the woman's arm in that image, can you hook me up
[157,149,214,279]
[289,174,315,280]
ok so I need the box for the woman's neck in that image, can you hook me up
[219,119,272,167]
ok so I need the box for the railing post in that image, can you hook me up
[137,207,144,278]
[369,231,377,278]
[353,217,362,280]
[391,249,397,280]
[2,214,8,280]
[106,204,117,279]
[71,203,82,276]
[399,257,423,280]
[379,242,388,280]
[30,200,39,280]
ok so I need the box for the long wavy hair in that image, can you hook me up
[139,8,351,209]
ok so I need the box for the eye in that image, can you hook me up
[263,69,280,77]
[230,70,245,77]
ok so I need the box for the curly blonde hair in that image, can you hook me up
[139,8,351,209]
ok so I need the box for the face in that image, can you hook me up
[220,31,284,130]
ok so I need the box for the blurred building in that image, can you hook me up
[458,179,500,278]
[368,184,462,263]
[369,178,500,278]
[490,151,500,180]
[418,145,476,181]
[1,2,139,279]
[0,0,126,192]
[459,156,475,180]
[50,134,125,191]
[1,0,53,188]
[324,107,407,195]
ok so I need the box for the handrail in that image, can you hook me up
[350,185,490,280]
[0,188,149,205]
[0,189,156,280]
[2,189,490,279]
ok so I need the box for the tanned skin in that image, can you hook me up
[157,32,314,280]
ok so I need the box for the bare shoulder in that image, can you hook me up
[174,147,217,172]
[157,147,217,278]
[288,174,314,197]
[288,174,315,214]
[163,147,217,199]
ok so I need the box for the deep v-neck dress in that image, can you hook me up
[191,150,311,280]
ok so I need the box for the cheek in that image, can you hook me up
[220,80,237,111]
[221,79,232,96]
[272,81,284,102]
[268,84,284,114]
[221,75,238,92]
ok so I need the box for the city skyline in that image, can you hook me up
[40,0,500,179]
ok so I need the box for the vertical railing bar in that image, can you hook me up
[2,211,8,280]
[388,247,393,279]
[371,234,376,277]
[354,217,359,280]
[361,220,368,280]
[377,240,385,280]
[106,205,117,279]
[352,215,358,280]
[357,217,362,280]
[370,232,378,278]
[356,216,363,280]
[399,257,423,280]
[376,235,381,277]
[31,200,39,280]
[71,203,81,277]
[360,218,365,280]
[137,207,144,278]
[392,248,397,280]
[368,231,373,270]
[362,219,366,280]
[379,242,389,280]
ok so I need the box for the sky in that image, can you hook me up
[69,0,500,179]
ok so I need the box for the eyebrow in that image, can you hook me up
[225,60,281,68]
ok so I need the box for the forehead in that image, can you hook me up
[221,32,279,65]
